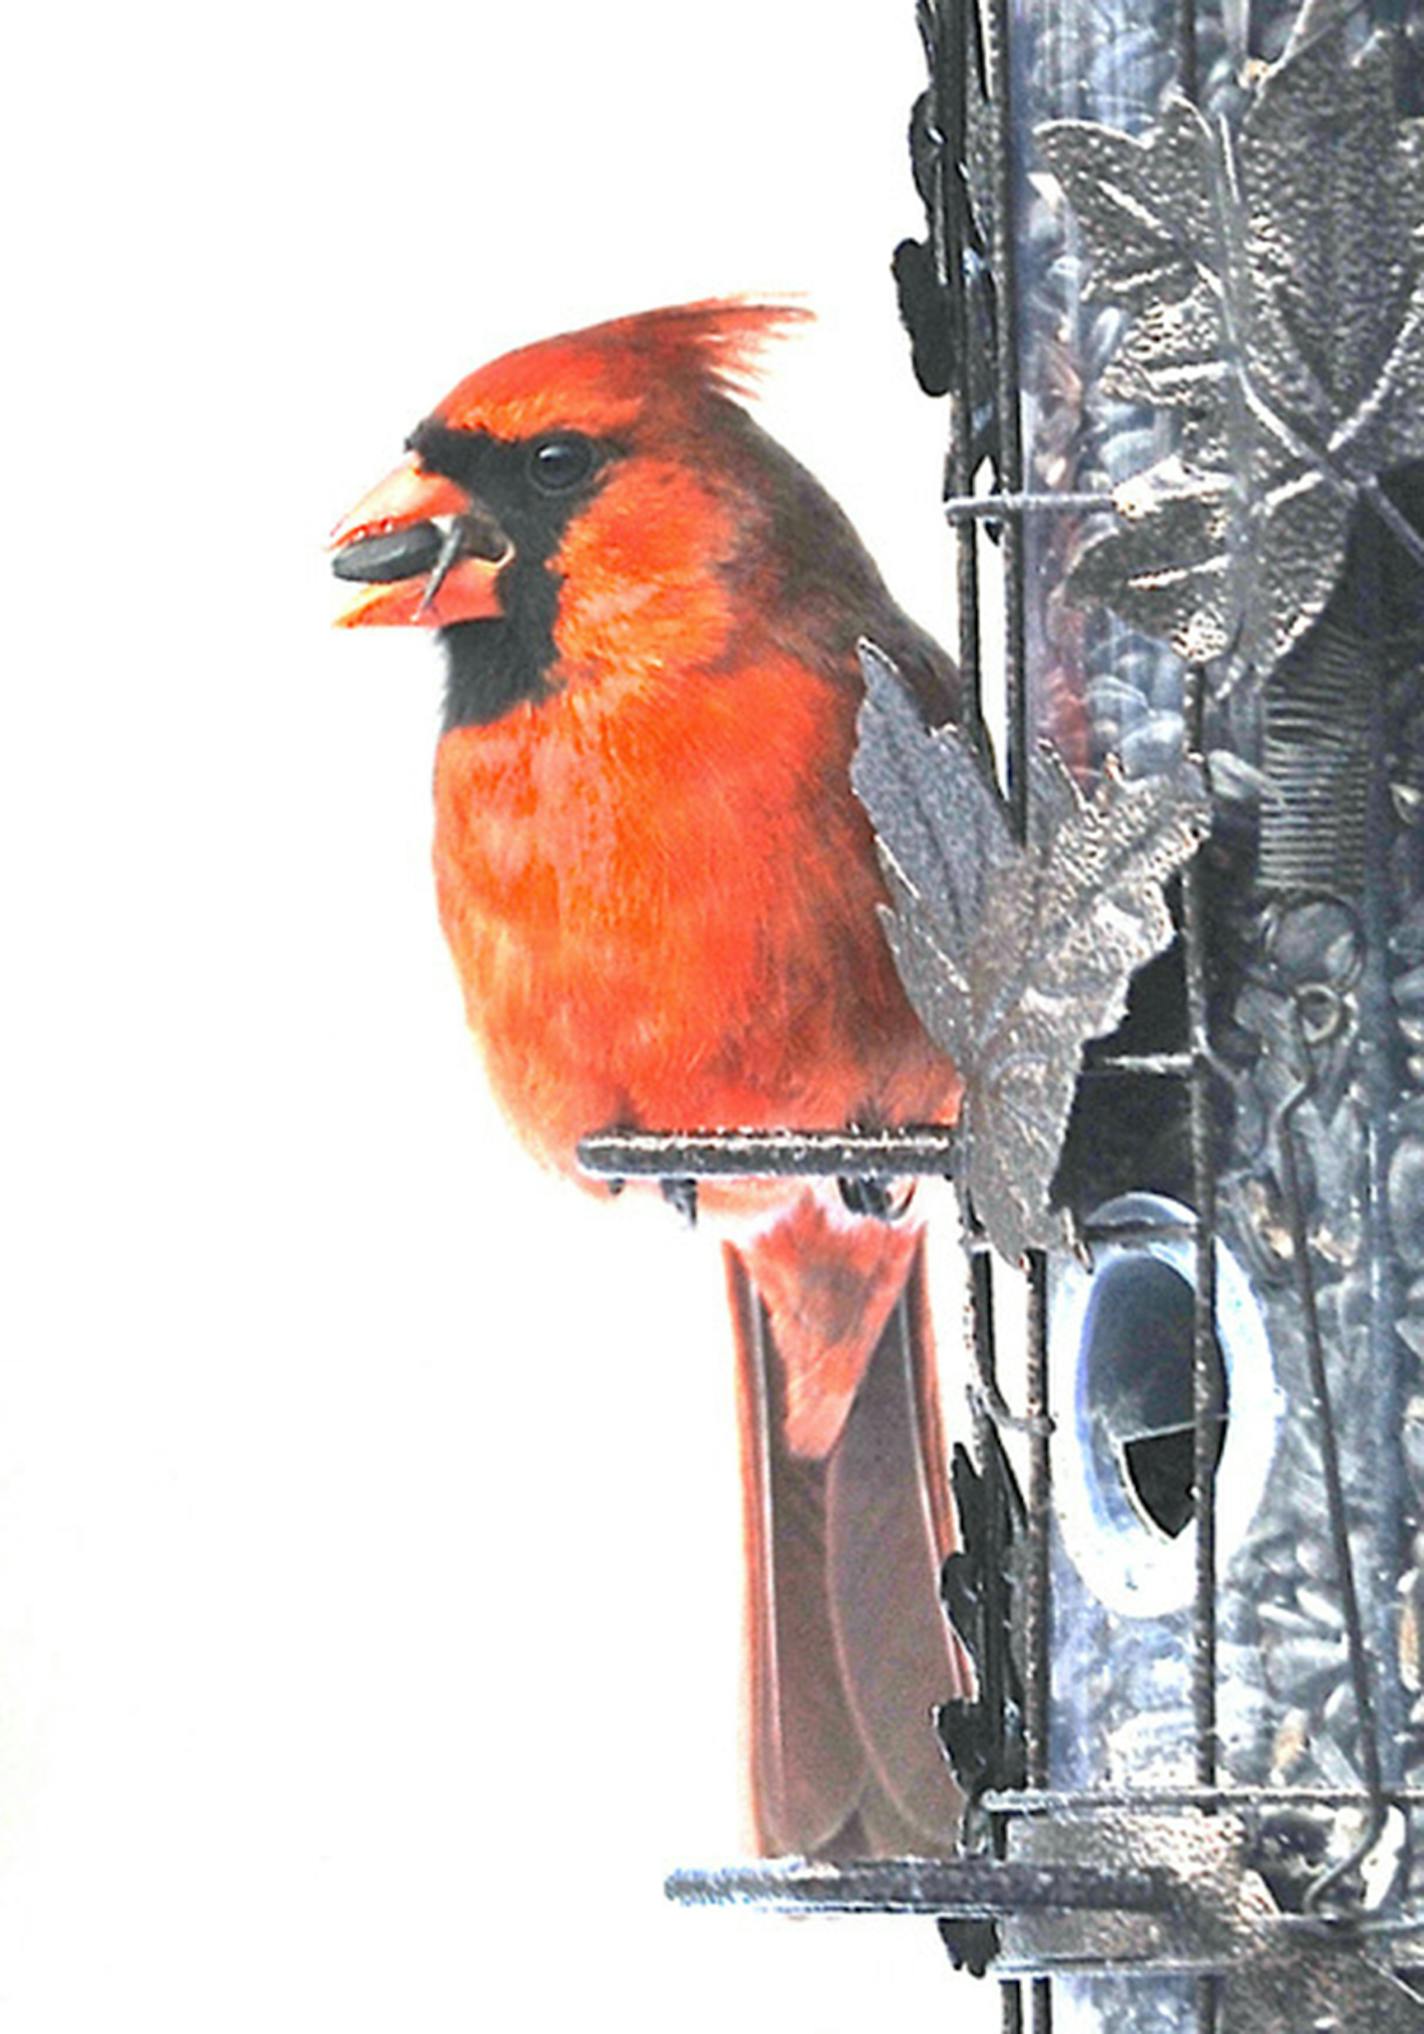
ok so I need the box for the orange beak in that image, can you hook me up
[329,456,513,628]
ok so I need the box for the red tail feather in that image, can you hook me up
[728,1195,968,1857]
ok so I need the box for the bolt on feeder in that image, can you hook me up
[585,0,1424,2025]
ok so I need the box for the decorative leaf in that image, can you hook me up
[1038,24,1424,673]
[938,1435,1025,1806]
[893,0,999,474]
[853,644,1210,1261]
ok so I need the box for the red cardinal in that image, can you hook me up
[331,301,967,1857]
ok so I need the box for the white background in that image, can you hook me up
[5,2,1001,2026]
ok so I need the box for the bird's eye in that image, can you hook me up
[529,434,595,495]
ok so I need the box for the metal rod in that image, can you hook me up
[937,16,1036,2004]
[982,7,1052,2022]
[983,1784,1424,1814]
[943,489,1116,520]
[664,1857,1172,1915]
[579,1126,1205,1191]
[1024,1252,1052,1791]
[576,1127,959,1179]
[1081,1051,1195,1077]
[1184,674,1220,1800]
[1277,1064,1391,1907]
[941,0,986,749]
[983,0,1030,841]
[1359,470,1410,1798]
[1174,67,1218,2032]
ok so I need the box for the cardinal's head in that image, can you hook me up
[329,300,829,730]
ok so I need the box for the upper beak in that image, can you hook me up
[329,455,512,628]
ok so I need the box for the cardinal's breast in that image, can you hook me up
[432,655,955,1177]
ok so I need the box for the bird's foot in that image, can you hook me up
[837,1175,913,1222]
[661,1176,699,1227]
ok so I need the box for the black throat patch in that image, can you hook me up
[406,421,612,732]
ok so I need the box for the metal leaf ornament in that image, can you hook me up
[852,644,1210,1262]
[893,0,999,475]
[1037,23,1424,674]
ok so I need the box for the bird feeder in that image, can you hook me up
[585,0,1424,2025]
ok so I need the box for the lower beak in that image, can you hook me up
[329,456,511,628]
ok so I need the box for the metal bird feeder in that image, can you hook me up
[583,0,1424,2024]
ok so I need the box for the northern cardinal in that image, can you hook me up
[331,301,967,1857]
